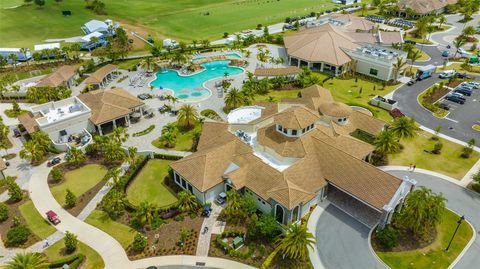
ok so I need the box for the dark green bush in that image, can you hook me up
[0,203,9,222]
[131,233,147,252]
[6,224,30,246]
[51,166,63,182]
[375,226,398,250]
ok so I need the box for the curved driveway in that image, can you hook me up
[314,169,480,269]
[392,77,480,147]
[28,163,254,269]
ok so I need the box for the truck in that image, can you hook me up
[416,65,436,81]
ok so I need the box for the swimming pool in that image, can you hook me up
[150,60,244,101]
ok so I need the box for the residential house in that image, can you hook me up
[36,65,78,89]
[170,85,416,228]
[0,48,31,62]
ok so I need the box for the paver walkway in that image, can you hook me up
[195,203,224,256]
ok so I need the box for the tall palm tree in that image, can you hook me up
[177,104,199,129]
[5,252,49,269]
[20,48,29,65]
[192,40,198,48]
[360,2,368,16]
[162,122,179,137]
[201,39,210,49]
[224,87,244,109]
[159,132,176,148]
[8,53,17,70]
[66,147,86,166]
[177,190,199,213]
[437,15,447,29]
[112,127,129,144]
[136,201,156,227]
[224,190,242,217]
[106,167,123,191]
[392,57,407,82]
[462,26,476,40]
[408,49,422,74]
[398,187,446,240]
[390,116,417,140]
[453,37,467,58]
[127,146,137,166]
[374,129,401,155]
[277,223,316,260]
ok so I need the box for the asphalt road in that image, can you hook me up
[390,171,480,269]
[392,76,480,146]
[315,170,480,269]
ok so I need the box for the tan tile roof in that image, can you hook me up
[273,106,320,129]
[333,110,386,136]
[249,102,279,125]
[17,112,40,134]
[379,31,404,45]
[254,67,302,77]
[399,0,457,14]
[37,65,77,87]
[84,64,117,85]
[257,124,313,158]
[312,138,401,210]
[329,13,376,32]
[284,24,361,66]
[78,88,143,125]
[318,101,353,117]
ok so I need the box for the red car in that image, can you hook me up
[46,210,61,225]
[47,157,61,167]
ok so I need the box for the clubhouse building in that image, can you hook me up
[284,14,405,81]
[171,85,416,228]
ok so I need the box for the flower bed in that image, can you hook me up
[132,125,155,137]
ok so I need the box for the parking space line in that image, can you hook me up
[445,117,459,123]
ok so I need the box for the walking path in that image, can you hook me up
[195,203,224,257]
[25,159,253,269]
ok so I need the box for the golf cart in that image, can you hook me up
[215,192,227,205]
[46,210,61,225]
[202,205,212,217]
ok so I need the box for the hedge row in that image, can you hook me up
[153,153,183,160]
[48,254,85,269]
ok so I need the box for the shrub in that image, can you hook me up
[6,225,30,246]
[375,226,398,250]
[65,189,77,208]
[131,233,147,252]
[51,166,62,182]
[0,203,9,222]
[65,231,78,253]
[432,142,443,154]
[6,177,23,202]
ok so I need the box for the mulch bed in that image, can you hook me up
[66,180,106,217]
[0,198,40,248]
[422,87,450,104]
[446,80,463,88]
[372,227,438,252]
[126,213,204,260]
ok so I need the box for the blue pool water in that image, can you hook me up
[150,60,244,100]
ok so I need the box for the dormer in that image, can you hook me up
[273,107,320,138]
[318,101,353,126]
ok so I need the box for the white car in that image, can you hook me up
[457,48,467,54]
[462,81,480,89]
[439,70,456,78]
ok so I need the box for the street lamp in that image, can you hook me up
[445,215,465,252]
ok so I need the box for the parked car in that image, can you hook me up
[439,70,456,78]
[456,73,469,79]
[404,40,416,45]
[442,50,449,57]
[215,192,227,205]
[445,93,465,104]
[46,210,60,225]
[407,80,416,86]
[202,205,212,217]
[458,83,475,90]
[438,101,451,110]
[457,48,467,55]
[13,128,21,137]
[454,87,472,96]
[47,157,61,167]
[462,81,480,88]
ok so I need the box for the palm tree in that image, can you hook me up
[224,87,244,109]
[136,201,156,228]
[177,190,199,213]
[112,127,129,144]
[192,40,198,48]
[374,129,401,155]
[201,39,210,49]
[162,122,179,137]
[453,37,467,58]
[177,104,199,129]
[397,187,446,240]
[408,49,421,74]
[360,2,368,16]
[462,26,476,40]
[390,116,417,140]
[159,132,176,148]
[5,252,49,269]
[127,146,137,166]
[66,147,86,166]
[172,52,187,65]
[437,15,447,29]
[8,53,17,69]
[106,167,123,190]
[392,57,407,82]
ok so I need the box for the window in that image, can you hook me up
[292,206,300,222]
[369,68,378,76]
[302,128,306,133]
[258,198,262,202]
[310,124,314,129]
[292,129,297,136]
[277,125,283,132]
[174,173,180,184]
[283,128,287,134]
[181,178,187,189]
[262,201,266,205]
[338,118,342,123]
[187,184,193,193]
[275,205,284,224]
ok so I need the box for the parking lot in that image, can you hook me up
[441,82,480,128]
[393,76,480,146]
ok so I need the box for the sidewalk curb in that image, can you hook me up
[307,202,329,269]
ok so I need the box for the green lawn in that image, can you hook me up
[389,130,480,179]
[19,201,56,239]
[377,209,474,269]
[152,122,202,152]
[254,89,300,103]
[126,159,178,208]
[44,237,105,269]
[85,210,136,249]
[0,0,352,47]
[50,164,108,207]
[0,0,23,9]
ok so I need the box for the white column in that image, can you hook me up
[112,119,117,128]
[97,124,103,135]
[125,115,130,127]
